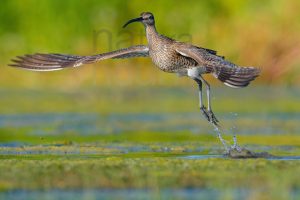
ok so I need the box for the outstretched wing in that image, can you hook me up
[9,45,149,71]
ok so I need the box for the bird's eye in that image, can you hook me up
[143,16,153,21]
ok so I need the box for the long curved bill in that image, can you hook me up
[123,17,143,28]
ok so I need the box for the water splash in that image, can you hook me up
[212,124,229,152]
[231,134,242,152]
[211,117,261,158]
[213,124,273,159]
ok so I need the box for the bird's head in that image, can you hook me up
[123,12,155,28]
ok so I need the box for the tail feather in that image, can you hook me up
[214,66,260,88]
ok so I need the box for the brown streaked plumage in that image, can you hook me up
[9,12,260,127]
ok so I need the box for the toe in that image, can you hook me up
[208,111,219,126]
[200,107,220,126]
[200,107,209,120]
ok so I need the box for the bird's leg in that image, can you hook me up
[193,78,210,121]
[198,77,219,126]
[194,78,228,151]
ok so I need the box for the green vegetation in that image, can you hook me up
[0,86,299,114]
[0,86,299,199]
[0,157,299,199]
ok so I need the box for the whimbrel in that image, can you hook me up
[9,12,260,132]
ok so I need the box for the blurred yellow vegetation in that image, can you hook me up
[0,0,299,89]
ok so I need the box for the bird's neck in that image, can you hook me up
[145,25,159,45]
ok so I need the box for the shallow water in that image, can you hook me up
[0,112,299,136]
[182,155,300,160]
[0,189,273,200]
[0,86,299,136]
[2,188,300,200]
[0,86,299,198]
[267,156,300,160]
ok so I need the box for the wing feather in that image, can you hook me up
[9,45,149,71]
[176,45,260,88]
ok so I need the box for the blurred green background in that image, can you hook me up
[1,0,300,89]
[0,1,300,198]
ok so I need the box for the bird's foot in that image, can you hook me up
[200,106,210,121]
[200,107,219,126]
[207,109,219,126]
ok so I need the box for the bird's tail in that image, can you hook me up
[213,65,260,88]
